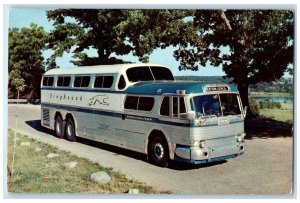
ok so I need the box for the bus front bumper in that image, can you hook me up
[174,142,245,164]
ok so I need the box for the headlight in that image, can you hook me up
[236,133,246,142]
[199,140,206,148]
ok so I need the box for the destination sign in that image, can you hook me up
[206,86,229,92]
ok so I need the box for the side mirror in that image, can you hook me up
[243,106,248,118]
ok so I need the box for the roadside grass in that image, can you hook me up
[259,103,293,124]
[7,129,162,194]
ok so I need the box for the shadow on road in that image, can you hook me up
[25,119,235,171]
[168,160,227,171]
[245,125,293,140]
[25,120,54,135]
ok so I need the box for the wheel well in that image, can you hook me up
[148,130,169,151]
[148,130,166,142]
[54,112,62,120]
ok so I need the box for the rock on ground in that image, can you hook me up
[90,171,111,184]
[128,189,139,194]
[63,161,78,169]
[35,147,42,152]
[20,141,30,146]
[47,153,59,159]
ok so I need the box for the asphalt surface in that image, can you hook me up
[7,104,293,195]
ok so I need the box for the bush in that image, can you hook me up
[258,99,281,109]
[249,98,260,115]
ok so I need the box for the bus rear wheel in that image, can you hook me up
[148,135,169,167]
[54,116,64,138]
[65,118,76,142]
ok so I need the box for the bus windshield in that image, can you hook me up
[191,93,241,118]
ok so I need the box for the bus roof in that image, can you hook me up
[43,63,168,75]
[125,81,239,95]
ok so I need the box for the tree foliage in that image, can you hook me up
[9,69,26,96]
[46,9,191,65]
[8,23,48,98]
[45,9,294,115]
[47,9,131,66]
[172,10,294,114]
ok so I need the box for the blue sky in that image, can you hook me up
[8,7,226,76]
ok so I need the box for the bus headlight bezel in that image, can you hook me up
[199,140,206,148]
[236,133,246,142]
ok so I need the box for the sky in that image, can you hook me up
[8,7,226,77]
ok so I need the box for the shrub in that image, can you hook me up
[249,98,260,115]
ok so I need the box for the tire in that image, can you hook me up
[54,116,64,138]
[65,118,76,142]
[148,135,169,167]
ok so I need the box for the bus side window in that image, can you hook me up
[173,97,178,117]
[118,75,126,90]
[173,97,187,118]
[160,97,170,116]
[124,96,138,110]
[180,97,186,114]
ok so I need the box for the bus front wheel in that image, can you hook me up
[148,135,169,167]
[65,118,76,142]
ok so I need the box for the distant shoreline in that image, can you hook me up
[249,92,293,98]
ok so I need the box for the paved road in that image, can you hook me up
[7,104,293,195]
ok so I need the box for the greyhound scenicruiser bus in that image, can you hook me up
[41,64,246,167]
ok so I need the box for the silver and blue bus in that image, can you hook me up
[41,64,246,167]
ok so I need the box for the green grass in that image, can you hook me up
[259,103,293,124]
[249,92,293,98]
[7,130,165,194]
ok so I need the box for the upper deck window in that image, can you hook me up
[150,66,174,80]
[74,76,90,87]
[126,66,153,82]
[126,66,174,82]
[94,76,113,88]
[42,76,54,87]
[118,75,126,90]
[57,76,71,87]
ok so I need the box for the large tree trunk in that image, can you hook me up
[237,82,255,119]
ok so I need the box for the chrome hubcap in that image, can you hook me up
[154,143,164,160]
[67,124,72,136]
[56,122,61,134]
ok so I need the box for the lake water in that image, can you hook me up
[251,96,294,104]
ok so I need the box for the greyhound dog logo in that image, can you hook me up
[88,94,109,106]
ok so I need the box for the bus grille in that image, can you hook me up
[42,109,50,126]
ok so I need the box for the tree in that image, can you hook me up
[172,10,294,116]
[9,23,48,99]
[46,9,190,65]
[47,9,131,66]
[9,69,26,100]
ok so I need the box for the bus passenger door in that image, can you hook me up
[170,96,190,143]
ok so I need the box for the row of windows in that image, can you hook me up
[43,75,116,89]
[124,95,187,117]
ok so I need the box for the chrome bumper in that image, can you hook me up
[174,142,245,164]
